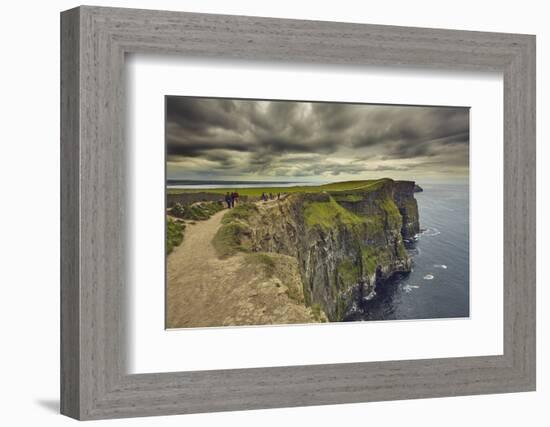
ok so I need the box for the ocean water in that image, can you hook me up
[344,183,470,321]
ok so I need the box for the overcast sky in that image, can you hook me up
[166,97,469,183]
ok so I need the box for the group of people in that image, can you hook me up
[224,191,240,208]
[224,191,284,208]
[260,192,281,202]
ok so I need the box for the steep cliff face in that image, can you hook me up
[239,179,420,321]
[393,180,420,240]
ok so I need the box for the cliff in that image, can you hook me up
[394,180,421,239]
[217,179,420,321]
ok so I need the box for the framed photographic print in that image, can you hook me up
[61,6,536,420]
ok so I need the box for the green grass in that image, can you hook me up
[221,203,259,224]
[330,193,364,203]
[323,178,389,192]
[337,258,361,288]
[303,196,365,230]
[166,218,185,254]
[246,253,276,277]
[170,201,224,221]
[397,240,408,258]
[212,222,250,258]
[167,178,391,197]
[311,303,327,322]
[212,204,259,258]
[362,246,393,276]
[400,198,419,215]
[378,197,402,229]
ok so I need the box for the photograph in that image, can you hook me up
[165,96,470,329]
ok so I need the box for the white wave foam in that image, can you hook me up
[422,227,441,237]
[402,284,420,293]
[363,290,377,301]
[409,247,421,256]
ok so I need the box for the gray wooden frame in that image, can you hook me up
[60,5,536,420]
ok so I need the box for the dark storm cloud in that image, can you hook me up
[351,107,469,159]
[166,97,244,134]
[166,97,469,180]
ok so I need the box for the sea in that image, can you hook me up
[344,183,470,321]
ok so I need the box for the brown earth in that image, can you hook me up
[166,205,321,329]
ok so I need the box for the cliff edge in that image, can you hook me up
[218,178,420,321]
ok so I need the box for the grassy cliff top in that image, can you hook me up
[167,178,392,197]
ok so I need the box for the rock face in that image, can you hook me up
[394,181,421,240]
[241,179,420,321]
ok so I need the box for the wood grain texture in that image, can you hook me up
[60,7,80,419]
[60,6,536,420]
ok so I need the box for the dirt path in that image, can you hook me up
[166,209,240,328]
[166,206,319,328]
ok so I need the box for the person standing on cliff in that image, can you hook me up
[225,192,232,209]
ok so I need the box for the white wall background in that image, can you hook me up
[0,0,546,425]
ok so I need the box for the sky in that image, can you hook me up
[166,97,469,183]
